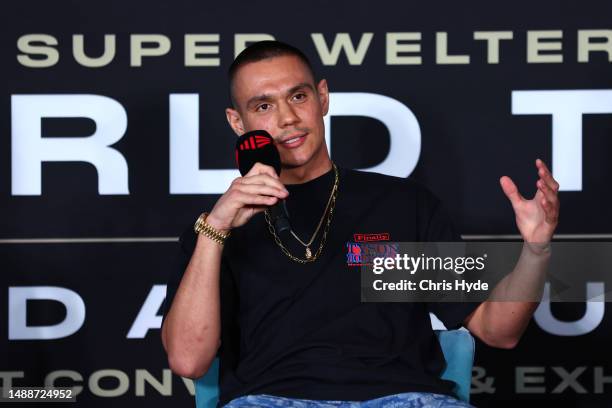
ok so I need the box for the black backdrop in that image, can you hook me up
[2,1,612,407]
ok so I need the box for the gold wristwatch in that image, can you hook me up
[194,212,230,245]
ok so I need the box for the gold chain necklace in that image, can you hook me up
[289,166,338,253]
[264,163,339,263]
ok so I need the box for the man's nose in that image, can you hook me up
[277,101,300,128]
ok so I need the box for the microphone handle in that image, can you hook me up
[268,199,291,233]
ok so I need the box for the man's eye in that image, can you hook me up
[292,93,306,102]
[256,103,270,112]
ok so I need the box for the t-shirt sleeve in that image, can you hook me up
[415,183,460,243]
[428,301,480,330]
[416,185,482,329]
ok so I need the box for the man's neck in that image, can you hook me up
[280,157,333,185]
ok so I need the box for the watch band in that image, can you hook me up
[194,212,230,245]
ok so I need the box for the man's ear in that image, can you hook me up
[225,107,245,136]
[317,79,329,116]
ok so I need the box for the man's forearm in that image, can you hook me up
[492,243,550,300]
[480,243,550,346]
[162,234,223,378]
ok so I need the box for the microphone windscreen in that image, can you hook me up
[235,130,281,176]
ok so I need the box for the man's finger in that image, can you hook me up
[537,179,559,208]
[236,183,289,199]
[500,176,525,206]
[245,162,279,179]
[540,197,559,224]
[240,174,288,191]
[537,184,559,225]
[249,206,269,216]
[232,191,279,207]
[536,159,559,191]
[535,158,551,173]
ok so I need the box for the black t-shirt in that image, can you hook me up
[164,167,481,406]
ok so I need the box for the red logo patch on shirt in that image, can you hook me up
[353,233,390,242]
[346,240,398,267]
[347,233,394,266]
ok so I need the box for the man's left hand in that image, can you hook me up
[500,159,560,245]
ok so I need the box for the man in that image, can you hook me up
[162,41,560,407]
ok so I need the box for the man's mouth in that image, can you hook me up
[279,133,308,148]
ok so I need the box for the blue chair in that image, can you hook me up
[436,329,475,403]
[195,358,220,408]
[195,329,474,408]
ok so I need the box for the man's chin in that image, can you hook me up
[280,159,307,170]
[279,151,308,167]
[279,141,327,170]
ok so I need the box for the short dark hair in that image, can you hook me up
[228,40,317,107]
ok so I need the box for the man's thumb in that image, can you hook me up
[500,176,524,206]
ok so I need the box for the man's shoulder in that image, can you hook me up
[341,167,434,198]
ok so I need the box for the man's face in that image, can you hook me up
[226,55,329,169]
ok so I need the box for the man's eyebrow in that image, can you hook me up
[246,93,273,108]
[286,82,315,95]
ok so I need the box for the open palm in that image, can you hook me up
[500,159,560,244]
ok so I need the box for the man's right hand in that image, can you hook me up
[206,162,289,233]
